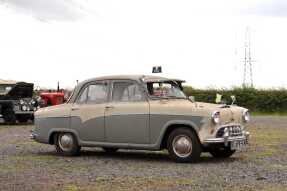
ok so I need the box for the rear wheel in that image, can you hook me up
[167,128,202,163]
[3,108,16,124]
[209,147,236,158]
[55,133,81,156]
[102,147,118,153]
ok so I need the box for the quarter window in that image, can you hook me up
[77,87,88,104]
[112,81,143,102]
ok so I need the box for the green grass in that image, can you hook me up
[78,176,194,191]
[245,125,287,161]
[1,123,287,191]
[63,185,80,191]
[224,185,287,191]
[251,111,287,116]
[0,124,33,131]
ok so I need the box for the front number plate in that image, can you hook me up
[230,140,247,151]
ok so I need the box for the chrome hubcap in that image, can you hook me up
[59,134,74,152]
[172,135,192,158]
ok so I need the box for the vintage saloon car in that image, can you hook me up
[31,75,250,163]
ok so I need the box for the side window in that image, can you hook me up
[87,83,108,104]
[112,81,143,102]
[77,86,88,104]
[76,83,108,104]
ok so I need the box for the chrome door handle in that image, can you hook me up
[71,107,79,111]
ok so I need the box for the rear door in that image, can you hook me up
[104,80,150,144]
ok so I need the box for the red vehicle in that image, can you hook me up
[40,92,65,107]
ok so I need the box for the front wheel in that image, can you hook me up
[3,108,16,125]
[209,147,236,158]
[167,128,202,163]
[55,133,81,156]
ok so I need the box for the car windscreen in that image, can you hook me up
[0,85,14,95]
[146,81,186,99]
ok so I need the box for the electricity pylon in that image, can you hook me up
[243,27,254,88]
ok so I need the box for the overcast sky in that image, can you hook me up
[0,0,287,89]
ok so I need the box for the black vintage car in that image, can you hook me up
[0,81,39,124]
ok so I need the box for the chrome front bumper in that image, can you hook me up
[203,131,250,147]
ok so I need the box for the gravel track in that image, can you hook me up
[0,116,286,191]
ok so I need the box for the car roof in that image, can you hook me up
[68,75,185,103]
[82,75,185,83]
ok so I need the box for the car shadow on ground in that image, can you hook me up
[36,149,240,164]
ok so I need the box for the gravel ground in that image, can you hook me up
[0,116,286,191]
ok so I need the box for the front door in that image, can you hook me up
[70,81,109,142]
[105,80,149,144]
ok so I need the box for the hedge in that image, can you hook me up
[183,87,287,113]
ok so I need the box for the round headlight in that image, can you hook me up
[242,110,250,122]
[22,105,27,111]
[212,111,220,124]
[20,99,25,105]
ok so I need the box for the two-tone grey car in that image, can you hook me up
[31,75,250,163]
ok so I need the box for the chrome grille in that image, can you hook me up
[229,126,243,137]
[216,125,243,138]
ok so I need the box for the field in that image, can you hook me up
[0,116,286,191]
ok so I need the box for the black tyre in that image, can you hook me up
[102,147,118,153]
[167,128,202,163]
[209,147,236,158]
[31,115,35,122]
[54,133,81,156]
[17,115,29,123]
[3,108,16,124]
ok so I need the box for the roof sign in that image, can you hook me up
[152,66,162,73]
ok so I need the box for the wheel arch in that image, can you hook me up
[159,121,201,150]
[48,129,80,145]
